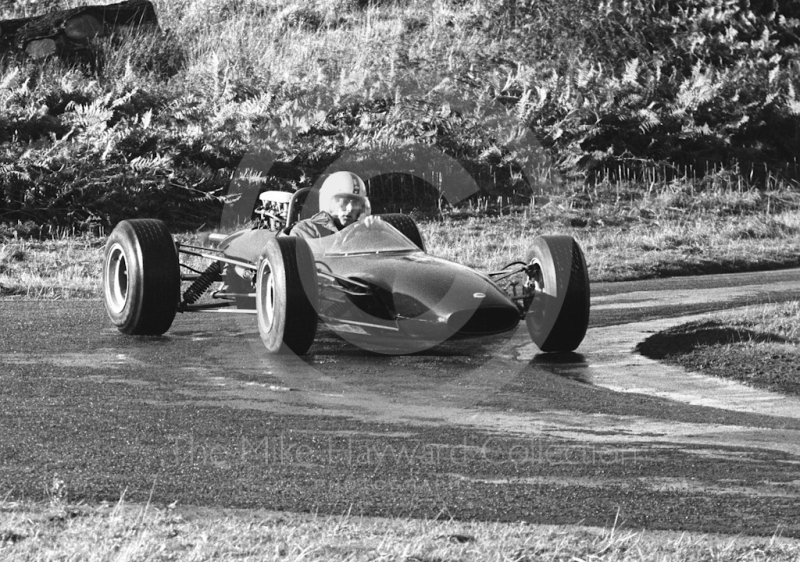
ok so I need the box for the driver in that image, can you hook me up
[290,171,379,238]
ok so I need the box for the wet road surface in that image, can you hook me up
[1,268,799,535]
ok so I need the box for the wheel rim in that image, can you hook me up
[261,264,276,332]
[528,260,544,292]
[105,244,129,314]
[526,260,546,329]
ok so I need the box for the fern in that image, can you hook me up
[622,58,640,86]
[2,0,800,229]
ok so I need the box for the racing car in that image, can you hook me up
[103,188,590,355]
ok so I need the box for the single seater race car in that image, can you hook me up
[103,189,590,355]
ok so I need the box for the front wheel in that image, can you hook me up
[103,219,180,335]
[377,213,425,251]
[525,235,590,352]
[256,236,319,354]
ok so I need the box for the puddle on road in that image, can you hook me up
[170,330,252,340]
[295,429,416,438]
[165,298,800,432]
[447,473,800,498]
[28,283,796,464]
[515,312,800,421]
[168,365,800,458]
[0,349,147,369]
[143,302,800,460]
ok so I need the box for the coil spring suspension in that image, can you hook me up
[182,262,222,305]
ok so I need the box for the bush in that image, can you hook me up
[0,0,798,229]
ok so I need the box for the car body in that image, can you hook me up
[216,220,523,353]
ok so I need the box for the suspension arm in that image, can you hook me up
[178,248,258,271]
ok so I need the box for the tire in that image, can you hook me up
[377,213,425,251]
[103,219,180,335]
[525,235,590,352]
[256,236,319,354]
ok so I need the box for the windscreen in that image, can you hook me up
[319,220,420,256]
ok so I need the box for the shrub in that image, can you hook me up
[0,0,798,229]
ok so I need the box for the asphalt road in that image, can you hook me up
[1,268,799,536]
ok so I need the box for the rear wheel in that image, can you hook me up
[103,219,180,335]
[525,235,590,352]
[377,213,425,251]
[256,236,319,354]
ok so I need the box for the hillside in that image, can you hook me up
[1,0,799,230]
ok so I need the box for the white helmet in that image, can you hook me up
[318,171,371,219]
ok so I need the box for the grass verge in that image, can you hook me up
[1,498,799,561]
[637,302,800,397]
[0,235,104,299]
[423,207,800,281]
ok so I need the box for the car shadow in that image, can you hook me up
[308,325,515,358]
[529,352,591,384]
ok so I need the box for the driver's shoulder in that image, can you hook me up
[308,210,335,224]
[289,211,337,238]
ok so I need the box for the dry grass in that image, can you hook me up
[583,210,800,281]
[1,498,799,561]
[0,236,104,298]
[420,207,800,282]
[713,301,800,342]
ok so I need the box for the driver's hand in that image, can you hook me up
[362,215,383,227]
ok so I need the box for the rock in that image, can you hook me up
[0,0,159,61]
